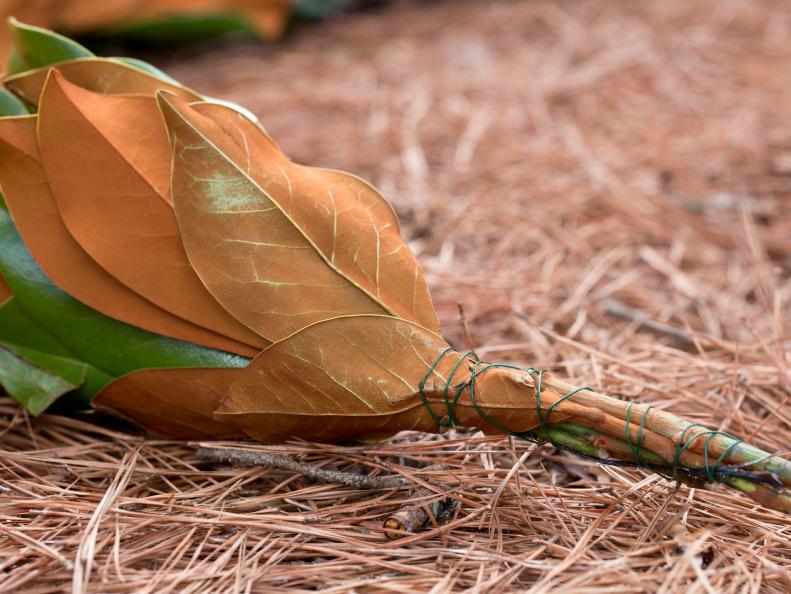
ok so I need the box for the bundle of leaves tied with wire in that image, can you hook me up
[0,21,788,514]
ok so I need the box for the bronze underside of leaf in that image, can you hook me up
[93,367,246,439]
[0,270,10,305]
[0,115,258,357]
[36,70,267,350]
[157,93,440,343]
[214,315,568,443]
[192,100,439,331]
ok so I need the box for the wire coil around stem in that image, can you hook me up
[418,347,750,486]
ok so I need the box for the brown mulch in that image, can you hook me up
[2,0,791,591]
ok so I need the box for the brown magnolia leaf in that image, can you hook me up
[214,315,569,443]
[193,101,405,235]
[4,0,291,40]
[36,70,267,349]
[115,0,292,39]
[54,0,146,32]
[0,269,10,305]
[3,58,201,106]
[0,114,258,357]
[157,93,440,342]
[94,367,245,439]
[224,0,290,39]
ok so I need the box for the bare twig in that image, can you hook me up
[196,446,408,490]
[602,298,693,344]
[457,302,479,359]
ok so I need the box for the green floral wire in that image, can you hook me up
[418,347,455,427]
[419,349,592,444]
[672,424,742,482]
[418,348,477,430]
[443,351,477,428]
[625,402,653,466]
[530,367,593,435]
[467,361,531,438]
[419,347,746,485]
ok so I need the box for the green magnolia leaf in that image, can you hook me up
[0,342,81,415]
[0,298,113,409]
[6,341,90,389]
[6,47,26,79]
[0,89,28,116]
[96,14,257,43]
[294,0,350,19]
[0,297,73,357]
[0,201,250,405]
[6,17,94,76]
[0,299,108,410]
[111,57,183,85]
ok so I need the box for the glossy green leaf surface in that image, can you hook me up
[111,57,183,85]
[294,0,349,19]
[0,297,72,357]
[0,342,81,415]
[7,341,89,388]
[0,89,28,116]
[0,298,113,408]
[6,17,94,75]
[95,14,257,43]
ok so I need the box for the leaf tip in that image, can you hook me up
[38,66,81,110]
[154,88,178,109]
[155,88,191,135]
[38,65,65,100]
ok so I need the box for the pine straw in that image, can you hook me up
[3,0,791,591]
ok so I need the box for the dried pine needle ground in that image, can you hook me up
[2,0,791,591]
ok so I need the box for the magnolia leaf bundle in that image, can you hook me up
[0,21,789,513]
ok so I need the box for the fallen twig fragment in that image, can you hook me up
[602,298,693,344]
[383,487,459,540]
[196,446,408,490]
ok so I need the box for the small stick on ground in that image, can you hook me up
[196,446,408,490]
[378,462,458,539]
[383,487,459,540]
[602,298,693,344]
